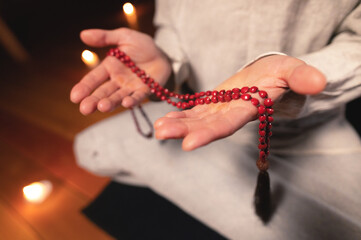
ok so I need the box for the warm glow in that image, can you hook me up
[23,181,52,203]
[123,2,135,15]
[81,50,99,68]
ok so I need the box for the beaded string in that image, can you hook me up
[107,48,273,171]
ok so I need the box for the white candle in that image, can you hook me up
[23,180,53,203]
[123,2,139,30]
[81,50,99,68]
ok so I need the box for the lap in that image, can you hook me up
[74,102,361,239]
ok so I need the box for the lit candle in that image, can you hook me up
[81,50,99,68]
[23,180,53,203]
[123,2,139,30]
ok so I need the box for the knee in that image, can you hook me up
[73,128,124,177]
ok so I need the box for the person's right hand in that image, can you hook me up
[70,28,172,115]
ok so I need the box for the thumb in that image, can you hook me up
[80,28,131,47]
[287,64,326,95]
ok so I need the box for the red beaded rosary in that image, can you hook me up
[107,48,274,172]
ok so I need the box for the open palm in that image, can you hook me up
[70,28,171,115]
[154,55,326,151]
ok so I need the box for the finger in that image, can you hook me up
[79,96,99,115]
[154,118,189,139]
[122,87,149,108]
[182,128,218,151]
[80,28,132,47]
[154,111,188,128]
[79,81,119,114]
[70,63,109,103]
[288,65,326,95]
[98,88,132,112]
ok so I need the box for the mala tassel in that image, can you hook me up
[254,171,272,223]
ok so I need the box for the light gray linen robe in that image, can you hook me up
[74,1,361,239]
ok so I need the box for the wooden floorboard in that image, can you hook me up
[0,140,114,240]
[0,198,41,240]
[0,109,110,199]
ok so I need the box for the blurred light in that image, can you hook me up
[23,180,52,203]
[81,50,99,68]
[123,2,135,15]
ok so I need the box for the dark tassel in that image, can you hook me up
[254,170,271,223]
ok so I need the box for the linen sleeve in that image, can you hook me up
[153,0,189,87]
[295,2,361,118]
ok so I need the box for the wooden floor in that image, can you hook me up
[0,1,155,239]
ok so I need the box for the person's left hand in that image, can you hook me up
[154,55,326,151]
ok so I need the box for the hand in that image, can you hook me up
[154,55,326,151]
[70,28,172,115]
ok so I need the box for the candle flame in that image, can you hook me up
[123,2,135,15]
[23,181,52,203]
[81,50,99,68]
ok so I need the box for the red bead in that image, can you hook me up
[184,94,190,100]
[258,91,267,98]
[259,151,266,160]
[225,94,232,102]
[250,86,258,93]
[232,88,240,93]
[198,98,205,105]
[206,91,212,96]
[167,99,172,104]
[241,94,251,101]
[169,92,174,97]
[132,67,139,73]
[258,144,267,150]
[267,116,274,122]
[124,56,130,62]
[176,102,182,108]
[211,96,218,103]
[226,90,232,95]
[259,123,266,129]
[182,102,188,109]
[251,98,259,106]
[212,90,218,96]
[219,90,225,95]
[266,108,274,115]
[259,137,265,143]
[195,92,200,98]
[259,130,266,136]
[163,88,169,95]
[218,95,225,102]
[267,123,272,130]
[240,87,249,94]
[150,88,156,94]
[258,105,266,114]
[156,91,162,98]
[259,115,266,122]
[232,93,240,100]
[205,97,211,104]
[172,102,177,106]
[199,92,205,97]
[188,100,195,107]
[161,96,167,101]
[264,98,273,107]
